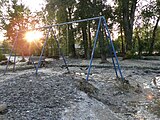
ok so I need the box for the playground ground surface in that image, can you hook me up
[0,57,160,120]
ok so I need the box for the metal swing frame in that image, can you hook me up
[4,27,69,75]
[4,16,124,82]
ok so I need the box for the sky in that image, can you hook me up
[0,0,46,42]
[0,0,117,41]
[0,0,157,42]
[19,0,46,12]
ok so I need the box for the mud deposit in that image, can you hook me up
[0,58,160,120]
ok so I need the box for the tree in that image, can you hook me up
[0,0,44,57]
[136,0,160,55]
[148,0,160,54]
[45,0,115,60]
[0,0,32,56]
[45,0,77,57]
[154,27,160,53]
[117,0,137,52]
[75,0,113,61]
[74,0,92,59]
[114,1,125,56]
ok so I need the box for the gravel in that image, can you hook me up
[0,69,78,119]
[0,58,160,120]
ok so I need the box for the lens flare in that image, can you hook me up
[25,31,43,43]
[146,93,154,100]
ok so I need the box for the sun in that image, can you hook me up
[25,31,43,43]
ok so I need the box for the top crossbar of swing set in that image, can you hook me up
[35,16,124,81]
[4,16,125,82]
[33,16,101,30]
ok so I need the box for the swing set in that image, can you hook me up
[4,16,125,82]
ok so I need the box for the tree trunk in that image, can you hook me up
[82,24,89,59]
[50,42,53,57]
[66,26,68,56]
[122,0,137,52]
[68,8,76,58]
[136,31,142,58]
[149,16,160,55]
[120,24,125,56]
[45,42,49,57]
[68,25,76,57]
[99,28,107,63]
[88,22,92,58]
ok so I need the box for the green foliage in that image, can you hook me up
[141,0,158,19]
[94,47,101,58]
[0,0,31,56]
[124,50,139,59]
[125,51,133,59]
[113,39,121,52]
[115,0,137,52]
[2,40,10,54]
[45,0,115,59]
[0,0,159,60]
[0,0,45,56]
[45,0,77,57]
[0,50,7,62]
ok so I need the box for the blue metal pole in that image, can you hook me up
[36,27,51,75]
[86,17,102,81]
[4,31,19,75]
[103,32,118,78]
[102,16,124,80]
[34,17,101,30]
[107,45,118,77]
[51,28,70,73]
[13,53,16,72]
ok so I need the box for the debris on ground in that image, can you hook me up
[0,58,160,120]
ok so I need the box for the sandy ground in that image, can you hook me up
[0,57,160,120]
